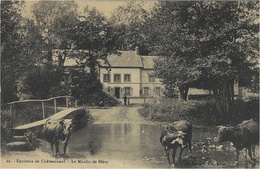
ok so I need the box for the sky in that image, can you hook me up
[21,1,156,18]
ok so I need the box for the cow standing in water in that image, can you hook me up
[160,120,192,167]
[43,118,74,157]
[215,119,259,166]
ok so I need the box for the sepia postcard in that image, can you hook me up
[1,1,259,169]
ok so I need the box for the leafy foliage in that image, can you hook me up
[139,99,220,126]
[1,1,22,103]
[69,69,103,104]
[32,1,78,50]
[67,7,119,77]
[139,98,259,126]
[1,1,45,103]
[21,64,63,99]
[148,1,259,120]
[110,2,151,54]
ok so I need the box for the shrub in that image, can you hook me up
[69,69,103,104]
[139,98,259,126]
[88,90,120,107]
[21,64,62,99]
[139,99,222,126]
[1,114,13,143]
[230,99,259,125]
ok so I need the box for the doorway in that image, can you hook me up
[115,87,120,98]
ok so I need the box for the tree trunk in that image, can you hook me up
[212,77,235,125]
[212,85,224,116]
[178,85,189,101]
[88,51,97,80]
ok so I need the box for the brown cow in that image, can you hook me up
[160,120,192,167]
[43,118,75,157]
[237,119,259,160]
[215,119,259,166]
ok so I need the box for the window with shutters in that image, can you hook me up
[103,74,110,82]
[143,87,149,95]
[125,87,131,95]
[124,74,131,82]
[155,87,161,96]
[114,74,121,82]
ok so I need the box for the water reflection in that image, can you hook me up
[66,123,258,168]
[68,123,164,161]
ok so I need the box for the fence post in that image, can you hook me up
[54,99,57,113]
[9,104,12,117]
[66,97,69,108]
[42,101,45,119]
[75,100,78,108]
[9,104,13,127]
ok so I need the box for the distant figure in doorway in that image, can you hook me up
[128,98,130,105]
[123,94,127,105]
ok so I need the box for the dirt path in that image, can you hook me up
[91,105,148,124]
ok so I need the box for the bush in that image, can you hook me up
[22,64,62,99]
[230,99,259,124]
[69,69,103,104]
[88,90,120,107]
[139,98,259,126]
[1,114,13,143]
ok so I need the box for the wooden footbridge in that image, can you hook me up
[7,96,85,135]
[8,96,78,119]
[6,96,88,151]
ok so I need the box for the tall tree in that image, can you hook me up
[32,1,79,62]
[150,1,205,100]
[150,1,259,121]
[110,2,151,54]
[67,7,118,78]
[1,1,30,103]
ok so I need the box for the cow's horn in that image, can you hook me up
[177,131,186,135]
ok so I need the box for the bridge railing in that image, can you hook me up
[7,96,78,120]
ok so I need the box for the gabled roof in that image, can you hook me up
[53,49,159,69]
[101,51,143,68]
[141,56,159,69]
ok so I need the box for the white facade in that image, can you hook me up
[99,49,164,99]
[100,67,164,99]
[100,67,142,98]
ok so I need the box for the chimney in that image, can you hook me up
[135,46,139,55]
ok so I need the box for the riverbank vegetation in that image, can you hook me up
[139,98,259,126]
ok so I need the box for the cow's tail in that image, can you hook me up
[160,132,164,145]
[188,124,192,156]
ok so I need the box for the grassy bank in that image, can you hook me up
[138,98,259,126]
